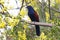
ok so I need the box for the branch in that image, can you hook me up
[20,0,24,11]
[41,0,46,20]
[28,21,53,27]
[48,6,60,13]
[21,20,54,27]
[38,1,60,13]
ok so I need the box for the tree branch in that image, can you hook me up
[21,20,54,27]
[48,6,60,13]
[38,0,60,13]
[28,21,53,27]
[20,0,24,11]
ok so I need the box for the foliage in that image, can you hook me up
[0,0,60,40]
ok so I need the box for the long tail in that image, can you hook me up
[35,25,40,36]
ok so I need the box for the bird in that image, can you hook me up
[26,6,40,36]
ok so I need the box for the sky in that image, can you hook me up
[4,0,22,17]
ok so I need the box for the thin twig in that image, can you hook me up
[38,0,60,13]
[20,0,24,11]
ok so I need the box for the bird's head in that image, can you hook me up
[26,6,33,9]
[26,6,34,12]
[27,6,34,10]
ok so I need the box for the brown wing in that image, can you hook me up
[34,11,39,21]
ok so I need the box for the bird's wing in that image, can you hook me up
[34,11,39,21]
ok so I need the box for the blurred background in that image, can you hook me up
[0,0,60,40]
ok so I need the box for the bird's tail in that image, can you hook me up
[35,25,40,36]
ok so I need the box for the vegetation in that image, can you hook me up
[0,0,60,40]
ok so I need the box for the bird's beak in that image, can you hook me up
[25,6,27,8]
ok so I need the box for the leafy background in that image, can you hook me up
[0,0,60,40]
